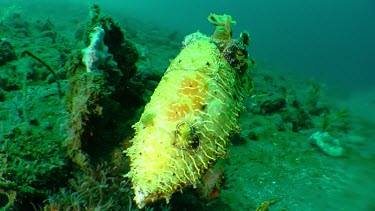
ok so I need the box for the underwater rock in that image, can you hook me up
[39,30,57,41]
[65,4,139,167]
[247,131,260,141]
[36,18,55,32]
[259,96,286,114]
[125,13,253,208]
[0,38,17,65]
[4,12,29,29]
[309,131,344,157]
[290,109,314,132]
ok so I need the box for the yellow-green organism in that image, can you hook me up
[125,13,253,208]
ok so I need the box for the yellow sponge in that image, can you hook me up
[125,14,252,208]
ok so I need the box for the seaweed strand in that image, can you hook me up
[21,50,62,98]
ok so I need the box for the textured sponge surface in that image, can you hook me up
[125,38,244,208]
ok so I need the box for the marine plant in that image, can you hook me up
[320,109,349,132]
[43,163,129,210]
